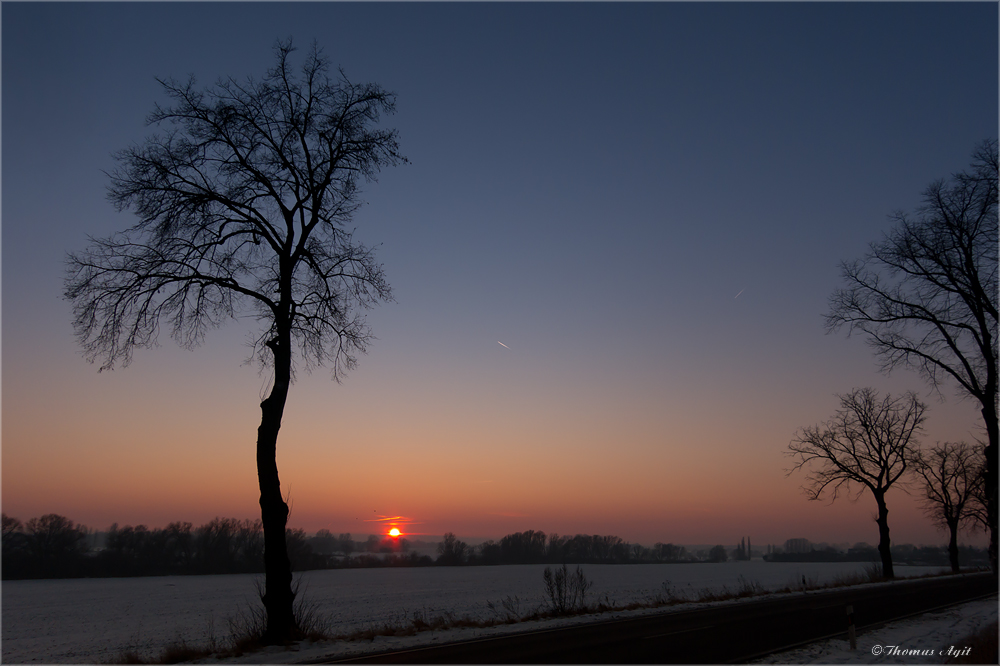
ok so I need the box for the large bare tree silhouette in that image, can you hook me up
[64,40,404,641]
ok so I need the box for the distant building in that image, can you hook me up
[784,538,811,554]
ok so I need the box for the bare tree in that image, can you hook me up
[436,532,470,565]
[64,41,404,641]
[788,388,926,579]
[909,441,985,573]
[826,139,998,572]
[969,444,992,535]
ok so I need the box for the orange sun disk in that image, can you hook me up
[389,528,401,538]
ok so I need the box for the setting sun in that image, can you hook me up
[389,528,401,538]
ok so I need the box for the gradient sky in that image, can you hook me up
[3,2,996,549]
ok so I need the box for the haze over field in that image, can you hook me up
[2,3,996,548]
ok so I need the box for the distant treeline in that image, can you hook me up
[1,514,696,579]
[1,513,441,579]
[764,543,990,567]
[3,514,308,579]
[4,513,985,580]
[435,530,694,566]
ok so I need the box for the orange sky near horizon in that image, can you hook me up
[3,2,995,554]
[2,322,988,549]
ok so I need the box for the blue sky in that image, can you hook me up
[2,2,997,547]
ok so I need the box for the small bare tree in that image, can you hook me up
[826,139,998,572]
[788,388,926,579]
[910,441,985,573]
[64,40,404,641]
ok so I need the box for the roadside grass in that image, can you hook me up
[105,566,982,663]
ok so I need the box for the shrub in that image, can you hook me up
[542,564,592,614]
[486,595,522,623]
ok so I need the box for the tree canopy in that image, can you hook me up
[66,40,404,377]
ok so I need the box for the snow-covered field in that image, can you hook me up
[1,561,954,663]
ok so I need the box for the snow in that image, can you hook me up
[207,587,998,665]
[1,563,986,664]
[750,595,997,664]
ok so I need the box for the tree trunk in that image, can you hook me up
[257,334,295,643]
[982,402,997,575]
[947,519,960,574]
[874,494,894,579]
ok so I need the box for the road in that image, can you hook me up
[322,572,997,664]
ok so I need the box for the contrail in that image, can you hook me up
[497,341,510,349]
[734,289,745,299]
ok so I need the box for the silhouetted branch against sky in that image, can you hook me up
[909,441,983,533]
[65,40,406,379]
[788,388,926,502]
[826,140,998,403]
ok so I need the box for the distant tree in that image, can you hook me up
[162,521,194,571]
[24,514,89,577]
[652,543,687,562]
[546,533,568,562]
[104,523,149,574]
[1,513,22,540]
[285,528,315,570]
[63,40,405,641]
[99,521,195,576]
[909,441,985,572]
[826,140,998,572]
[2,514,30,579]
[607,536,629,563]
[436,532,469,565]
[788,388,925,578]
[310,529,337,555]
[564,534,595,561]
[476,539,501,565]
[499,530,547,564]
[337,533,355,556]
[708,545,728,563]
[194,517,263,573]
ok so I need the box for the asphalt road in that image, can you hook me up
[324,572,997,664]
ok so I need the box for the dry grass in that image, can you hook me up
[104,577,334,663]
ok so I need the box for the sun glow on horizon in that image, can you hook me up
[388,527,401,537]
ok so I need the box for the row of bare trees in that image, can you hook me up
[788,388,988,578]
[790,139,997,578]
